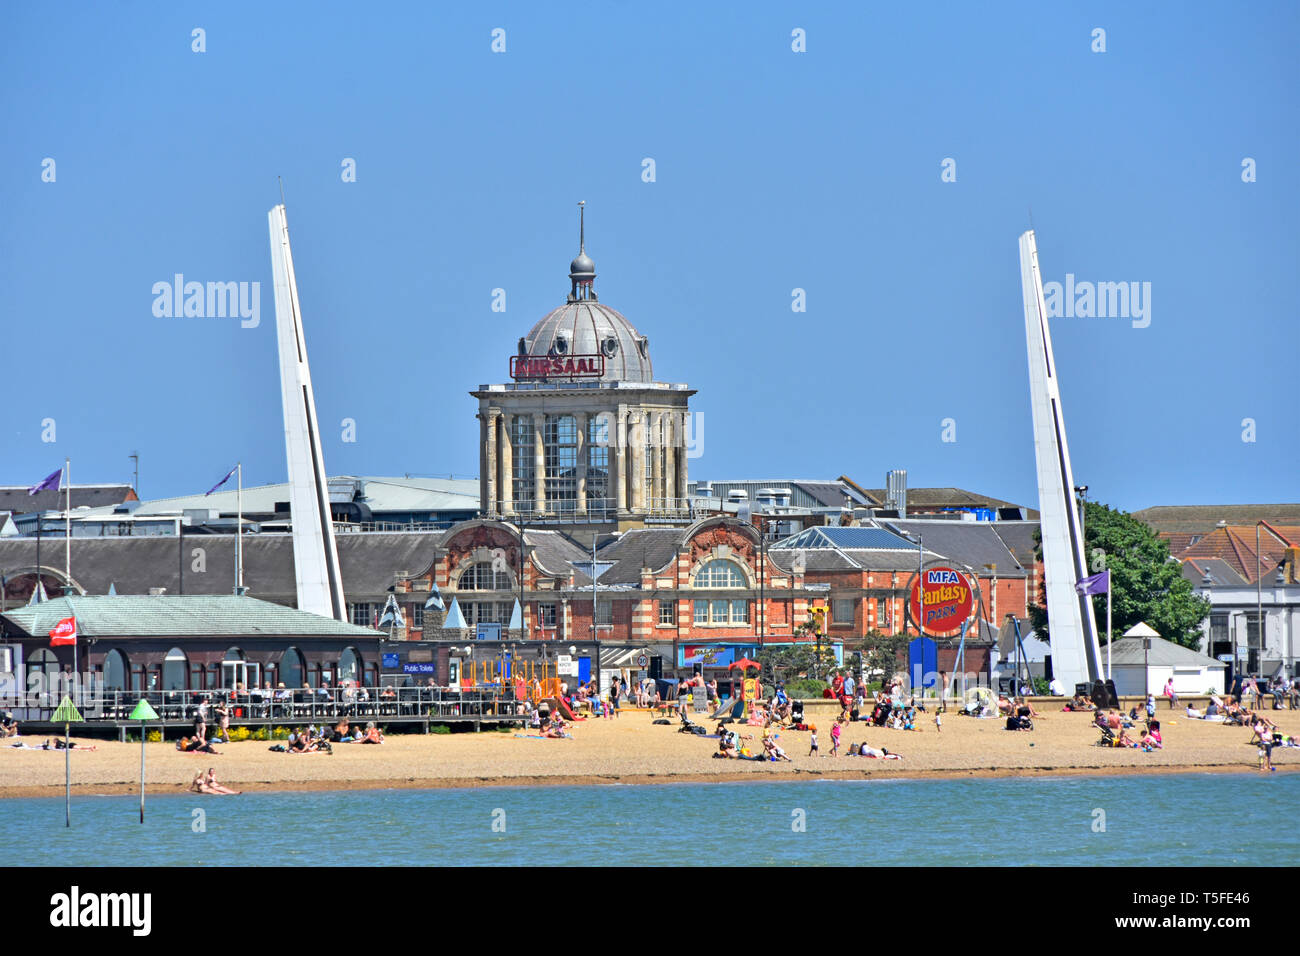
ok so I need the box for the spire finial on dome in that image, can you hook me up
[568,200,596,301]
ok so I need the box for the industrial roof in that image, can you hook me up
[2,595,377,639]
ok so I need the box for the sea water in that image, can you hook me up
[5,773,1296,867]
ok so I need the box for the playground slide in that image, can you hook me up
[548,697,585,722]
[710,697,735,719]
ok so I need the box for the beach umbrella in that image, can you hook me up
[52,694,83,828]
[128,698,159,823]
[728,658,760,671]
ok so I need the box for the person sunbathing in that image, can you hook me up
[175,736,218,754]
[360,722,384,744]
[1116,726,1136,748]
[858,743,902,759]
[762,735,792,762]
[1186,704,1204,718]
[44,738,97,751]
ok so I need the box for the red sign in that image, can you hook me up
[49,616,77,646]
[908,567,974,634]
[510,354,606,379]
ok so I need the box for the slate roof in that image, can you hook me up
[2,594,377,639]
[848,483,1037,517]
[884,520,1028,577]
[0,484,137,515]
[0,533,440,602]
[589,528,684,585]
[988,521,1041,569]
[1181,558,1248,587]
[1103,636,1226,669]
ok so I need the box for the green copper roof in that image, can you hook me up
[2,595,377,639]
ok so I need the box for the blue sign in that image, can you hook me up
[403,662,436,675]
[476,622,502,641]
[908,637,938,689]
[382,653,400,668]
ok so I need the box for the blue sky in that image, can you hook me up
[3,1,1296,513]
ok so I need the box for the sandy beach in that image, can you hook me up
[2,705,1296,798]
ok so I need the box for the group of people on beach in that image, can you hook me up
[272,720,384,753]
[189,767,239,795]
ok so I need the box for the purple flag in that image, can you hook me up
[27,468,62,495]
[205,464,238,496]
[1075,570,1110,595]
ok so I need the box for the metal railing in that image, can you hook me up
[4,685,528,725]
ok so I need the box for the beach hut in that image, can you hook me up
[1105,626,1226,697]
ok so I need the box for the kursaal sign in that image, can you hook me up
[908,567,974,635]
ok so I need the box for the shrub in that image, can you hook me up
[785,678,829,699]
[430,725,451,735]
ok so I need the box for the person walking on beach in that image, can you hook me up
[808,723,819,757]
[830,717,842,757]
[608,677,621,719]
[1163,678,1178,711]
[934,710,942,733]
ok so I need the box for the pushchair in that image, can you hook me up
[1094,724,1118,747]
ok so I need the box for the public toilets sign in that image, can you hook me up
[908,567,974,635]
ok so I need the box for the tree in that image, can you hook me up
[1029,501,1210,649]
[757,643,838,685]
[861,628,910,685]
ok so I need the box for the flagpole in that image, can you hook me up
[64,458,71,587]
[65,459,78,697]
[1106,577,1112,681]
[236,462,244,595]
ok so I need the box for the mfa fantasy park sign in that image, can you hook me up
[907,566,975,636]
[510,354,606,379]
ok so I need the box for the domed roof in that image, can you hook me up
[519,300,652,383]
[569,252,595,277]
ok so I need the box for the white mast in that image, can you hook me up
[1019,230,1103,687]
[268,203,347,620]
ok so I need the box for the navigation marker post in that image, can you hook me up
[129,698,159,823]
[52,695,83,827]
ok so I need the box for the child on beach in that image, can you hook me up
[934,711,942,733]
[808,723,819,757]
[830,718,842,756]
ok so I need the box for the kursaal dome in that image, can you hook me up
[512,202,652,384]
[518,300,653,384]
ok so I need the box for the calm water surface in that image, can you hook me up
[6,773,1296,866]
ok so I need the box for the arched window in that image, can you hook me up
[103,649,129,691]
[339,647,361,684]
[281,647,305,689]
[693,559,747,588]
[458,562,513,591]
[162,647,188,690]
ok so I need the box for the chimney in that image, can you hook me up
[1284,547,1300,585]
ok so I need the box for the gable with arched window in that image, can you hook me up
[458,562,514,591]
[693,559,747,589]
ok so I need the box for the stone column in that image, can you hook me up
[664,413,677,505]
[480,408,493,515]
[649,412,662,512]
[628,411,645,512]
[533,414,547,514]
[499,413,514,516]
[478,411,489,514]
[613,408,627,514]
[575,411,588,516]
[675,410,689,505]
